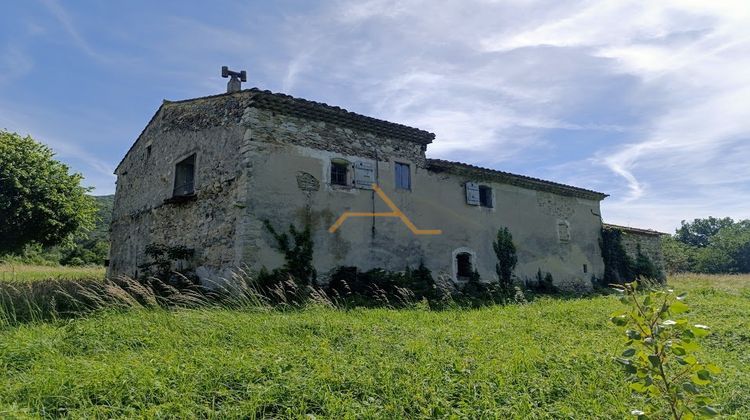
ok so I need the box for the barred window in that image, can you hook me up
[331,161,348,186]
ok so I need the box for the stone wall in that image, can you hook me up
[111,90,608,292]
[618,229,666,275]
[108,97,250,279]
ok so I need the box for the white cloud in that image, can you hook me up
[40,0,100,59]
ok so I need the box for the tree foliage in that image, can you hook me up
[665,217,750,274]
[493,227,517,293]
[675,217,734,248]
[0,130,97,255]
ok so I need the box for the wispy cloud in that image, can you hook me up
[39,0,101,59]
[0,45,33,85]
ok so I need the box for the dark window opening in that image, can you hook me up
[479,185,492,208]
[173,154,196,197]
[331,161,348,186]
[395,162,411,190]
[583,264,588,273]
[456,252,473,280]
[146,145,152,158]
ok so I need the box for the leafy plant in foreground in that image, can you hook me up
[610,282,720,419]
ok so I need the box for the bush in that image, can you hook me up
[262,220,316,286]
[325,262,446,307]
[530,269,557,294]
[493,227,517,296]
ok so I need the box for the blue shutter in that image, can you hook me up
[395,163,410,189]
[465,182,480,205]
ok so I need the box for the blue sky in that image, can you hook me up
[2,0,749,233]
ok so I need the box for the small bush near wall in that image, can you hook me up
[326,262,449,308]
[138,243,195,286]
[530,269,557,294]
[262,220,316,286]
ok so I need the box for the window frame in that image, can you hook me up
[330,160,350,187]
[478,185,493,208]
[451,247,477,282]
[172,153,197,197]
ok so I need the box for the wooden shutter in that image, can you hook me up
[354,161,374,189]
[465,182,480,205]
[395,162,410,189]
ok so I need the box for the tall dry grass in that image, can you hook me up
[0,270,339,327]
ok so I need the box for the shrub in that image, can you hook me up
[634,244,665,283]
[325,262,445,308]
[262,220,316,286]
[530,269,557,294]
[610,282,720,419]
[138,243,194,283]
[493,227,517,293]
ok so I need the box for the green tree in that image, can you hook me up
[698,221,750,273]
[661,236,695,274]
[675,217,734,248]
[0,130,97,255]
[493,227,517,293]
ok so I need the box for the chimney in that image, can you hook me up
[221,66,247,93]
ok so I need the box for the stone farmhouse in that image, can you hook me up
[109,82,664,290]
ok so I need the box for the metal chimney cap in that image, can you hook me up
[221,66,247,92]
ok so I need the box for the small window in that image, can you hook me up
[583,264,588,273]
[173,154,195,197]
[331,161,348,186]
[395,162,411,190]
[146,145,152,158]
[456,252,473,280]
[479,185,492,208]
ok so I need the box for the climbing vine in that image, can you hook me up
[262,220,316,286]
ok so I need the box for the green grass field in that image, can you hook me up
[0,264,106,282]
[1,273,748,418]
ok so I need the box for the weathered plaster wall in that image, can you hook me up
[238,107,605,291]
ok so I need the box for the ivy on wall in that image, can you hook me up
[601,226,664,284]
